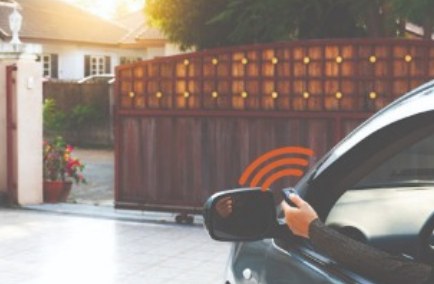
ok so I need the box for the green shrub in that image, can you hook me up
[68,104,103,131]
[43,98,104,138]
[43,98,67,136]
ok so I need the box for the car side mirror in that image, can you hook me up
[203,188,280,241]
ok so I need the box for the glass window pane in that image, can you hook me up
[355,133,434,188]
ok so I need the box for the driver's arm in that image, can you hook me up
[282,194,434,284]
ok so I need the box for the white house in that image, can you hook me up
[116,9,182,58]
[0,0,181,80]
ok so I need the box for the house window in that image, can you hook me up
[85,55,111,77]
[91,56,105,75]
[39,54,59,79]
[42,54,51,77]
[120,56,142,65]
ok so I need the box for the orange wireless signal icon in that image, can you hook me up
[239,147,314,191]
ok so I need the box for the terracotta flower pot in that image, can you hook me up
[58,181,73,203]
[43,180,73,203]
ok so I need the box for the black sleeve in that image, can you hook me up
[426,268,434,284]
[308,219,433,284]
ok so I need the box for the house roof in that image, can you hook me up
[116,9,145,30]
[0,0,130,45]
[116,9,167,46]
[405,22,434,40]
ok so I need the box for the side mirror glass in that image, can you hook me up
[203,188,278,241]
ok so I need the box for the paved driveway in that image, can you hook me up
[0,208,231,284]
[21,148,231,283]
[69,148,115,206]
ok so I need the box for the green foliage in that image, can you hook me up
[392,0,434,20]
[214,0,364,42]
[145,0,232,51]
[209,0,299,44]
[68,104,103,131]
[43,98,67,136]
[294,0,364,39]
[345,0,397,37]
[43,98,103,137]
[146,0,434,50]
[392,0,434,38]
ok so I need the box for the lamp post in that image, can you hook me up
[9,6,22,45]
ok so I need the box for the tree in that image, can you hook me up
[146,0,365,50]
[392,0,434,39]
[145,0,233,51]
[145,0,432,51]
[211,0,368,42]
[208,0,298,44]
[295,0,364,39]
[346,0,397,38]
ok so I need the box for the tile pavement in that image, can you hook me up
[0,207,231,284]
[1,148,232,283]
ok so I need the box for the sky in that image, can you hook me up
[63,0,144,19]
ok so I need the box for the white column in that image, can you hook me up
[0,43,43,204]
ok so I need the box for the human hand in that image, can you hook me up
[281,193,318,238]
[216,196,233,219]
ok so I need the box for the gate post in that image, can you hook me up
[0,43,43,204]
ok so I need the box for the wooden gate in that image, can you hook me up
[6,65,17,204]
[114,39,434,216]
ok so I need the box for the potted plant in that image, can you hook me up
[43,136,87,203]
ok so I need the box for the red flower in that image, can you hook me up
[43,136,87,184]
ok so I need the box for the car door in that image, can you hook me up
[261,81,434,284]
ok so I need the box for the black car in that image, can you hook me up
[203,80,434,284]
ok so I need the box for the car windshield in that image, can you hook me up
[353,132,434,189]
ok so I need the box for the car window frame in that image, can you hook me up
[274,86,434,284]
[295,81,434,201]
[307,111,434,219]
[274,115,434,284]
[312,84,434,183]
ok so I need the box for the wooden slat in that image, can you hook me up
[116,115,367,210]
[114,39,434,213]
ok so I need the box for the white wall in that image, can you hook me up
[40,42,147,80]
[15,59,44,204]
[29,40,188,80]
[165,43,185,57]
[146,46,165,59]
[0,48,44,204]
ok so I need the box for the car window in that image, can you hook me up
[325,130,434,258]
[354,132,434,189]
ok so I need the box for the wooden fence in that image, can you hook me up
[115,39,434,214]
[43,81,114,147]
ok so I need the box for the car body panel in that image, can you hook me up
[226,240,270,284]
[262,240,348,284]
